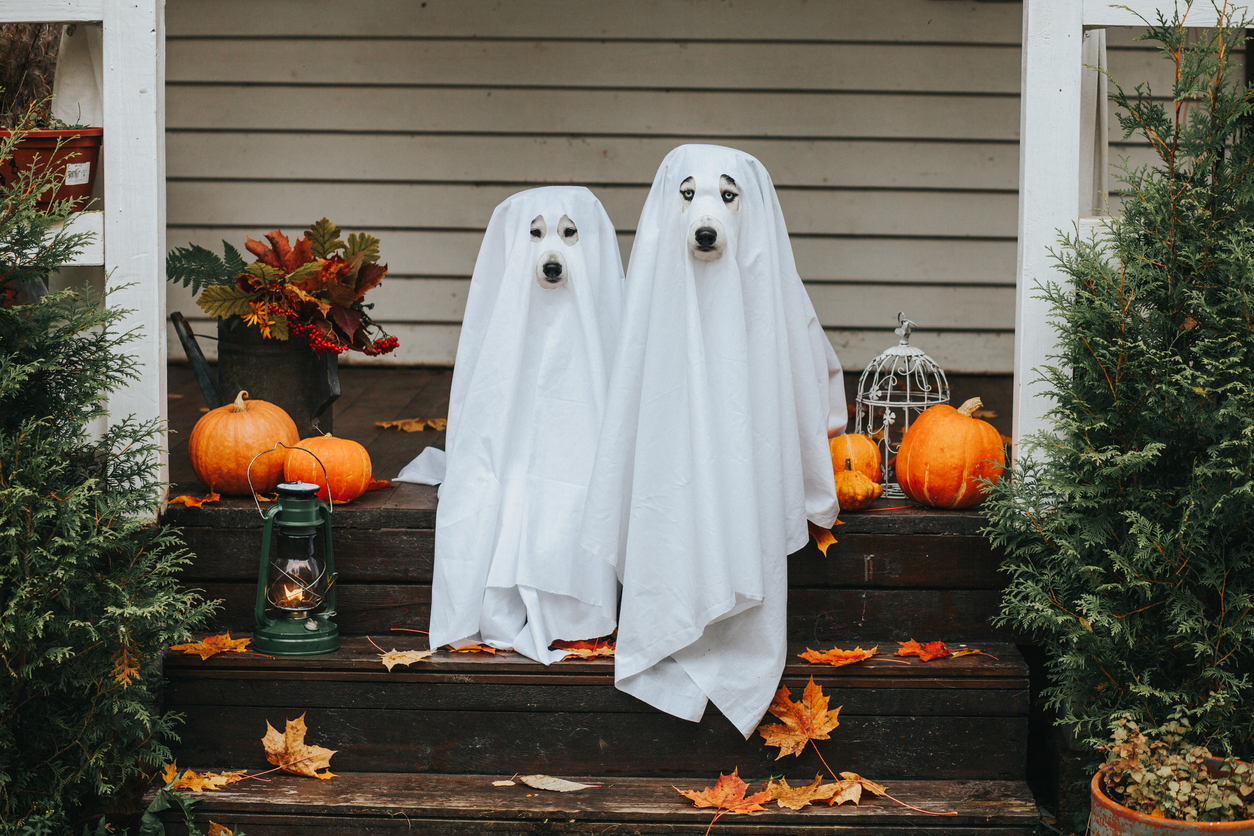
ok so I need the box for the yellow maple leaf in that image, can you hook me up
[448,643,505,655]
[161,762,179,785]
[261,713,337,779]
[766,774,838,810]
[829,771,888,806]
[376,417,448,433]
[798,644,879,668]
[378,648,434,671]
[807,521,837,556]
[170,632,252,661]
[757,677,842,759]
[207,823,236,836]
[172,767,246,793]
[167,491,221,508]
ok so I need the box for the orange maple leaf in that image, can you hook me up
[365,477,391,491]
[765,774,838,810]
[167,491,220,508]
[807,521,838,556]
[448,643,504,655]
[170,632,251,660]
[677,768,770,814]
[207,824,237,836]
[758,676,842,760]
[159,761,245,792]
[552,633,616,660]
[895,639,950,662]
[376,417,448,433]
[261,713,336,779]
[798,644,878,668]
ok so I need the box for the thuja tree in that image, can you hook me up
[985,8,1254,758]
[0,291,216,831]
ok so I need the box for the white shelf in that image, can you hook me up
[49,210,104,266]
[0,1,102,23]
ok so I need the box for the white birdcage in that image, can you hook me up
[854,314,949,498]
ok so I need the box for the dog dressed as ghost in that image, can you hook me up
[581,145,846,736]
[425,186,624,664]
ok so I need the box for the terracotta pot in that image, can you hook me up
[1090,766,1254,834]
[0,127,102,210]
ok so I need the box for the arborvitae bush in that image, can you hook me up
[985,7,1254,759]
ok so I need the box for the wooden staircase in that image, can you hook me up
[157,483,1037,834]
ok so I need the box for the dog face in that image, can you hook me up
[679,173,741,262]
[529,212,579,288]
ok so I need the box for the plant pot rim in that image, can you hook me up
[1093,765,1254,830]
[0,127,103,138]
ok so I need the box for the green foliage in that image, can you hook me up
[0,290,216,832]
[164,241,246,296]
[1103,710,1253,822]
[344,231,380,264]
[304,217,343,260]
[0,100,95,302]
[985,4,1254,760]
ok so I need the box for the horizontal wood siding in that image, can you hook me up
[164,0,1186,372]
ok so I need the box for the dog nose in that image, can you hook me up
[695,227,718,248]
[542,261,563,279]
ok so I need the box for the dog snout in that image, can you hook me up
[535,250,568,288]
[687,216,727,262]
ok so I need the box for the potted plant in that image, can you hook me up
[0,24,102,211]
[166,219,398,437]
[1091,713,1254,831]
[982,4,1254,827]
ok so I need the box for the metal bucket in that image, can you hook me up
[171,313,340,439]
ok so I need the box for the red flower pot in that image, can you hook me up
[1090,766,1254,834]
[0,127,102,210]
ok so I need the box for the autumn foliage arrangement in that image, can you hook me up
[167,218,398,356]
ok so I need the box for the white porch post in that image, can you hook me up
[102,0,168,486]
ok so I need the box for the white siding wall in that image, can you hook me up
[163,0,1173,372]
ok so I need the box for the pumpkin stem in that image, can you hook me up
[845,458,853,472]
[231,391,249,413]
[957,397,983,418]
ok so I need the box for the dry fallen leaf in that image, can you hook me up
[829,771,888,806]
[798,644,878,668]
[206,824,235,836]
[678,769,771,814]
[167,491,221,508]
[378,648,434,671]
[261,713,337,779]
[170,632,252,660]
[492,779,516,787]
[758,677,842,759]
[159,761,245,793]
[551,633,615,660]
[365,477,391,491]
[518,775,599,792]
[895,639,950,662]
[950,647,997,660]
[448,643,504,655]
[766,774,838,810]
[376,417,448,433]
[807,521,837,556]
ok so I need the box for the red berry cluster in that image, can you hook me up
[290,321,347,355]
[363,335,399,356]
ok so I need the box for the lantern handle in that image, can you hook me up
[246,441,335,520]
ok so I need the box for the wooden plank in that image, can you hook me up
[190,582,1011,641]
[1085,0,1225,28]
[49,210,104,266]
[166,0,1027,44]
[163,227,1022,284]
[0,0,102,22]
[179,529,1004,590]
[171,704,1025,779]
[167,87,1023,142]
[165,181,1022,238]
[166,41,1028,93]
[165,134,1031,190]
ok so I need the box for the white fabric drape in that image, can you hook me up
[581,145,845,737]
[427,186,624,664]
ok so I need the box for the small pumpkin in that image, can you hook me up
[895,397,1005,509]
[284,433,373,503]
[188,390,299,495]
[834,457,883,511]
[829,432,882,483]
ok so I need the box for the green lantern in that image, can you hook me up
[253,481,340,655]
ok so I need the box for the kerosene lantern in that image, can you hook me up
[854,313,950,497]
[252,481,340,655]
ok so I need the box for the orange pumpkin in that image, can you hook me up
[284,433,373,503]
[829,433,882,483]
[895,397,1005,509]
[834,458,883,511]
[188,390,299,495]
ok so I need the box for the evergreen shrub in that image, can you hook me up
[985,6,1254,759]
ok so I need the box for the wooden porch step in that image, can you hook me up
[164,637,1028,780]
[155,772,1039,835]
[167,485,1017,643]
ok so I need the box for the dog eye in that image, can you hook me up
[530,228,542,238]
[530,215,546,240]
[721,190,737,203]
[557,214,579,246]
[681,189,694,201]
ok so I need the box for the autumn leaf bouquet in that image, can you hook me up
[167,218,399,356]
